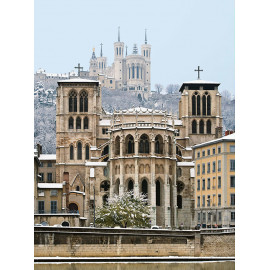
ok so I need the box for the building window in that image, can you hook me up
[230,175,235,188]
[213,148,216,155]
[212,161,216,172]
[207,163,210,173]
[85,145,89,160]
[38,201,44,214]
[218,176,221,188]
[197,196,200,207]
[156,180,161,206]
[207,149,210,156]
[48,162,52,167]
[40,162,43,167]
[177,195,182,209]
[50,189,58,196]
[47,173,52,182]
[198,212,201,222]
[230,145,235,152]
[202,195,205,207]
[142,179,148,198]
[76,186,80,191]
[84,117,89,129]
[202,212,206,222]
[208,212,211,222]
[207,95,211,115]
[207,178,211,190]
[77,142,82,160]
[69,90,77,112]
[202,95,206,115]
[206,120,211,134]
[51,201,57,214]
[192,120,197,134]
[155,135,163,154]
[40,173,44,182]
[197,164,200,175]
[197,179,200,191]
[218,194,221,206]
[218,160,221,172]
[207,195,211,206]
[202,163,205,174]
[104,167,108,177]
[126,135,134,154]
[230,194,235,206]
[38,190,44,197]
[199,120,204,134]
[218,146,221,153]
[218,212,222,222]
[139,134,150,154]
[197,95,201,116]
[231,211,235,222]
[230,160,235,171]
[70,145,74,160]
[197,151,200,158]
[68,117,74,129]
[102,128,109,134]
[202,179,205,190]
[202,151,205,157]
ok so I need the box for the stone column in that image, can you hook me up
[150,157,156,226]
[134,136,139,196]
[119,136,124,195]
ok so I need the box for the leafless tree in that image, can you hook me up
[155,84,163,94]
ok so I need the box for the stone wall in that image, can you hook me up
[34,227,234,257]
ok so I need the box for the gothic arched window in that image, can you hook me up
[177,195,182,209]
[68,117,74,129]
[207,120,211,134]
[128,179,134,192]
[77,142,82,160]
[126,135,134,154]
[114,179,120,195]
[142,179,148,199]
[192,120,197,134]
[103,194,108,206]
[202,95,207,115]
[207,95,211,115]
[192,95,196,115]
[115,136,120,155]
[156,180,161,206]
[199,120,204,134]
[80,91,88,112]
[100,180,110,191]
[137,66,139,79]
[70,145,74,160]
[197,95,201,115]
[155,135,163,154]
[168,136,172,156]
[85,145,89,160]
[69,90,77,112]
[76,117,81,129]
[83,117,88,129]
[132,65,135,79]
[139,134,150,154]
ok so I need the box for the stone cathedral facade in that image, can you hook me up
[52,75,223,229]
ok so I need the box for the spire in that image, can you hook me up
[118,26,120,42]
[145,29,147,44]
[91,47,96,59]
[100,43,103,57]
[133,44,138,54]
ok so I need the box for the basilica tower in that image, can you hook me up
[141,29,151,93]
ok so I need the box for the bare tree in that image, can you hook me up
[155,84,163,94]
[166,84,180,94]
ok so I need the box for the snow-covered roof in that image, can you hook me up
[85,162,108,167]
[190,168,195,178]
[46,73,69,78]
[38,183,63,189]
[177,162,195,167]
[57,78,99,83]
[193,133,235,149]
[174,120,182,126]
[99,119,111,126]
[180,79,220,92]
[185,147,192,151]
[182,156,192,159]
[115,107,167,115]
[39,154,56,161]
[70,191,85,195]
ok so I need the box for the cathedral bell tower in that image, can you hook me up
[178,67,223,146]
[141,29,151,93]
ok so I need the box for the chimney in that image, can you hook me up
[36,144,42,157]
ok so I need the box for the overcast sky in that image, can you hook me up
[35,0,235,94]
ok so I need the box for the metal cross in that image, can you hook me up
[194,66,203,79]
[100,43,103,57]
[75,63,83,77]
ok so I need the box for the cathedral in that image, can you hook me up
[41,70,223,229]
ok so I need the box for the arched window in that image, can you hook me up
[85,145,89,160]
[192,120,197,134]
[126,135,134,154]
[142,179,148,200]
[116,47,118,55]
[62,221,70,227]
[76,186,80,191]
[103,194,108,206]
[115,136,120,155]
[76,117,81,129]
[132,65,135,79]
[69,91,77,112]
[199,120,204,134]
[128,179,134,192]
[68,203,78,213]
[100,180,110,191]
[156,180,161,206]
[139,134,150,154]
[197,95,201,115]
[202,95,207,115]
[207,120,211,134]
[77,142,82,160]
[114,179,120,195]
[168,136,172,156]
[192,95,196,115]
[80,91,88,112]
[177,195,182,209]
[83,117,88,129]
[177,181,185,193]
[137,66,139,79]
[207,95,211,115]
[70,145,74,160]
[68,117,74,129]
[177,168,182,177]
[103,167,108,177]
[155,135,163,154]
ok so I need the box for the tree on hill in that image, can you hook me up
[166,84,180,94]
[155,83,163,94]
[95,191,151,228]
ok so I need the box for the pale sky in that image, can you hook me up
[35,0,235,93]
